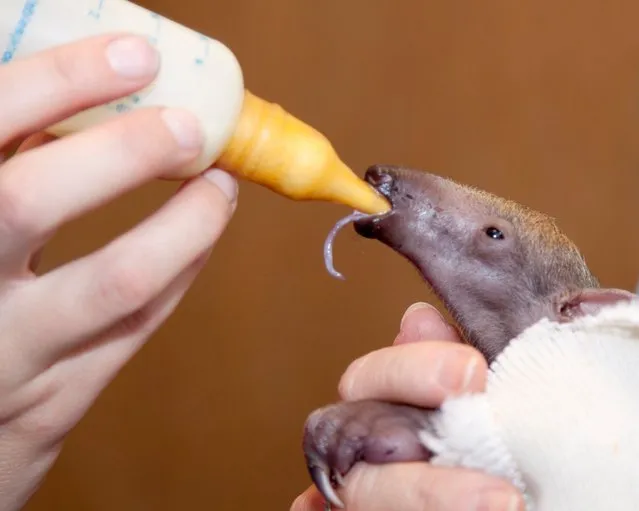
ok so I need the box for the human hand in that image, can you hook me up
[0,34,237,509]
[291,303,525,511]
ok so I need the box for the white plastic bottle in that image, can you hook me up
[0,0,390,215]
[0,0,245,176]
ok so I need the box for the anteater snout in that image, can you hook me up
[365,165,394,187]
[355,165,442,257]
[364,165,396,199]
[354,166,402,239]
[364,165,435,201]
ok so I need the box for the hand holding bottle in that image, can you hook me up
[0,34,237,510]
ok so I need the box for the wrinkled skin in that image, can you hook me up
[303,165,637,508]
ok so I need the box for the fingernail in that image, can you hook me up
[434,351,479,394]
[204,168,238,203]
[161,108,203,150]
[400,302,441,328]
[461,355,479,391]
[469,491,522,511]
[106,35,159,78]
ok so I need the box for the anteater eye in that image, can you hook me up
[485,227,504,240]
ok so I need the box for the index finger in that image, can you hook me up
[338,341,487,408]
[0,33,159,146]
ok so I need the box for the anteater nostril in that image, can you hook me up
[353,218,378,239]
[365,165,394,196]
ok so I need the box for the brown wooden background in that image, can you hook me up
[24,0,639,509]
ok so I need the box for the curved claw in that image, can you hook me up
[308,463,345,509]
[303,400,435,509]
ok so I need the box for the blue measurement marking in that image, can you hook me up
[147,12,162,46]
[195,34,210,65]
[107,83,154,113]
[2,0,39,64]
[88,0,105,20]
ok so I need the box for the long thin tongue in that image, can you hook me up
[323,211,377,280]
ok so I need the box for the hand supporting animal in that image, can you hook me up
[303,165,638,510]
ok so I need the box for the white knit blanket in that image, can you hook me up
[419,301,639,511]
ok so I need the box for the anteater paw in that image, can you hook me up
[302,399,436,508]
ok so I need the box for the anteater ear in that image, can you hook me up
[557,288,637,321]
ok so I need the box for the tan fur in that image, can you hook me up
[465,184,599,291]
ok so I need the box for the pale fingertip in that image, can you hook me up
[161,108,204,151]
[203,168,238,204]
[106,35,160,79]
[399,301,439,328]
[397,301,461,345]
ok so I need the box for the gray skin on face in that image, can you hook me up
[303,165,636,508]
